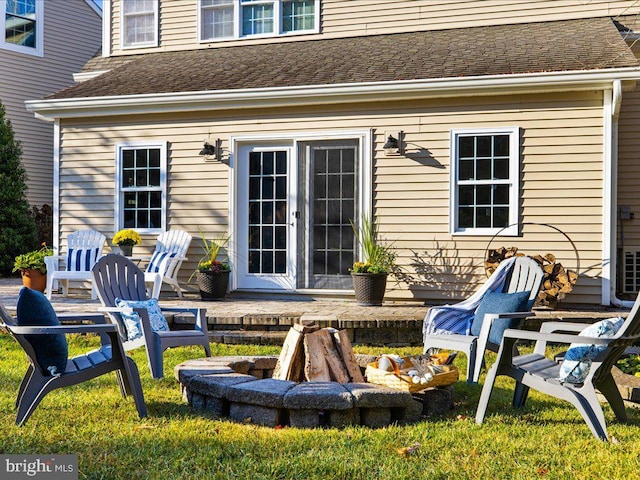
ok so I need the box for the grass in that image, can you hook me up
[2,334,640,479]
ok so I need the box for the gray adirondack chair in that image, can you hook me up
[92,254,211,379]
[423,256,544,383]
[0,302,147,425]
[475,290,640,441]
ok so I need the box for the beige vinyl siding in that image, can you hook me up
[58,90,604,304]
[0,0,101,207]
[616,87,640,295]
[110,0,640,55]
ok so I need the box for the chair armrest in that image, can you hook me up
[486,311,533,320]
[160,307,208,332]
[502,328,613,357]
[44,255,65,272]
[98,307,124,314]
[539,321,587,334]
[57,313,107,324]
[7,324,117,335]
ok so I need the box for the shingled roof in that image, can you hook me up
[49,16,638,100]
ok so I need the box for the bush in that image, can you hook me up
[0,102,37,275]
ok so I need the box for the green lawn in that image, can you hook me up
[1,333,640,479]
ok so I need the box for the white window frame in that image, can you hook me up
[115,141,167,234]
[198,0,319,43]
[120,0,158,49]
[0,0,43,57]
[449,127,520,236]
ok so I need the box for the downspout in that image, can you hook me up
[606,80,631,307]
[52,120,61,263]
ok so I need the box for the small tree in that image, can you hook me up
[0,102,37,276]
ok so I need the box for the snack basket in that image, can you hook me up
[365,355,458,393]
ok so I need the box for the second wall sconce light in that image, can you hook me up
[383,131,405,156]
[199,138,223,162]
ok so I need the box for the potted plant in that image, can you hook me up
[13,243,53,292]
[112,229,142,256]
[350,215,397,306]
[191,229,231,301]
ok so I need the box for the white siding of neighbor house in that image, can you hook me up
[108,0,640,55]
[0,0,101,207]
[57,90,605,304]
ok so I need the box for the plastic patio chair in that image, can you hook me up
[422,256,544,383]
[0,298,147,425]
[45,229,106,300]
[92,254,211,379]
[475,289,640,441]
[144,229,192,299]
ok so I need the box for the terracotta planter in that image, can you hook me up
[196,270,230,301]
[351,272,388,306]
[21,269,47,293]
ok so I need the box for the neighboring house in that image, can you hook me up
[0,0,101,209]
[24,0,640,307]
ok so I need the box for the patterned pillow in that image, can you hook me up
[115,298,170,341]
[16,287,68,376]
[559,317,625,384]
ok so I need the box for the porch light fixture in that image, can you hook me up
[383,131,405,156]
[199,139,222,162]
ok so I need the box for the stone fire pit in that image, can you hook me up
[174,355,455,428]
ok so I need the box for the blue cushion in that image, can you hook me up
[559,317,624,384]
[470,290,531,345]
[16,287,68,376]
[115,298,170,341]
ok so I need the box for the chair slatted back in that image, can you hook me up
[504,256,545,303]
[64,230,106,272]
[92,254,148,342]
[592,290,640,385]
[145,230,191,278]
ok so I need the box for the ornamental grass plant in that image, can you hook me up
[1,334,640,479]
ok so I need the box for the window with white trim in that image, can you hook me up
[121,0,158,48]
[116,142,166,233]
[0,0,43,56]
[199,0,318,41]
[450,128,520,236]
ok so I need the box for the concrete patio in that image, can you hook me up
[0,278,630,346]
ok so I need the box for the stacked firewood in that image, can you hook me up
[272,323,365,383]
[485,247,578,307]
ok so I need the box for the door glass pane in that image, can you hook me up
[247,150,288,275]
[306,144,357,289]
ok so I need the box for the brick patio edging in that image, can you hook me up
[174,355,455,428]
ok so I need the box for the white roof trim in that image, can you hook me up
[26,68,640,120]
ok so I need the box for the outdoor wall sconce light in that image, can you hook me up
[199,139,223,162]
[383,131,405,156]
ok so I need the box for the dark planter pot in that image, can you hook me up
[351,272,388,306]
[119,244,133,256]
[196,270,230,301]
[21,269,47,293]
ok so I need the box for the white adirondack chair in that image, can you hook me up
[144,229,192,299]
[45,229,106,300]
[422,256,544,383]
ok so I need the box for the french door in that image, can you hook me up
[235,139,360,291]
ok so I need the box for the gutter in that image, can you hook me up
[26,67,640,121]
